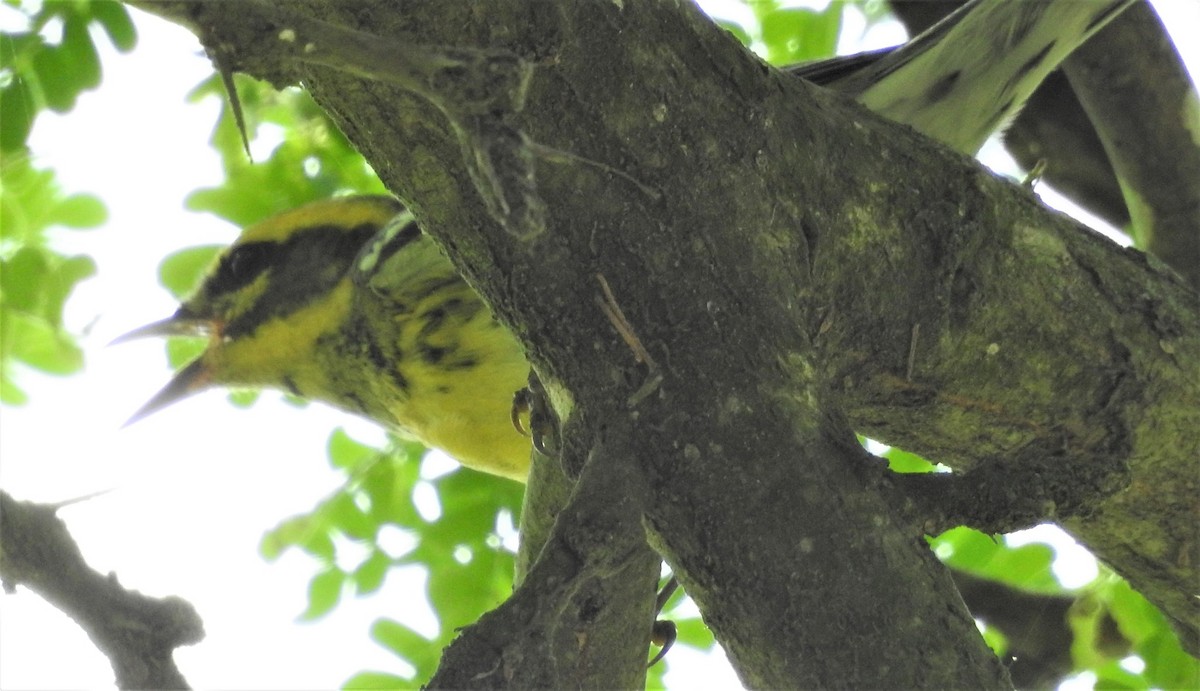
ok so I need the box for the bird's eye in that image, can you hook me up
[217,242,273,291]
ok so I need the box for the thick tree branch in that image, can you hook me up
[0,490,202,690]
[430,409,660,688]
[132,0,1200,680]
[1062,2,1200,289]
[883,435,1128,539]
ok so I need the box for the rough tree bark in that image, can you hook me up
[129,1,1200,688]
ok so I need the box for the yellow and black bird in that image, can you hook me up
[121,0,1134,481]
[121,197,533,480]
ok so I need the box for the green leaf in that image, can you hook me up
[326,492,375,541]
[226,388,263,408]
[883,447,937,474]
[2,245,48,310]
[0,243,93,378]
[45,254,97,325]
[90,1,137,52]
[979,621,1008,657]
[261,507,343,564]
[1107,579,1162,642]
[184,73,386,228]
[163,336,205,370]
[328,427,378,472]
[1,153,107,243]
[0,76,36,152]
[2,310,81,374]
[302,527,337,563]
[1064,573,1197,686]
[59,14,102,94]
[360,446,423,528]
[32,34,84,112]
[0,373,28,405]
[0,0,137,150]
[301,567,346,621]
[994,542,1058,591]
[46,192,106,228]
[370,618,430,657]
[932,527,1061,593]
[1106,580,1200,686]
[353,549,392,596]
[1139,629,1200,688]
[760,3,842,65]
[1092,659,1145,690]
[646,658,667,690]
[0,157,107,399]
[370,618,439,683]
[424,543,512,631]
[673,617,715,650]
[260,515,308,561]
[159,245,222,298]
[931,527,998,567]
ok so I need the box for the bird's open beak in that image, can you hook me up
[109,311,213,345]
[123,357,213,427]
[113,310,218,426]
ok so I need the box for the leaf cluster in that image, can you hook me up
[0,0,130,402]
[0,0,134,150]
[259,430,523,687]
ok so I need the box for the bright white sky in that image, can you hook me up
[1,2,1196,689]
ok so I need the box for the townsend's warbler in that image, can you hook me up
[123,0,1134,481]
[123,197,533,480]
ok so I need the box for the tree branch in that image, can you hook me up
[1062,2,1200,289]
[130,0,1200,678]
[0,490,202,690]
[429,407,660,688]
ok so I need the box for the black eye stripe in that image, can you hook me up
[213,241,275,294]
[208,222,381,299]
[221,222,380,339]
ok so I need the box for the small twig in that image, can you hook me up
[210,50,253,160]
[469,654,504,682]
[595,273,657,370]
[528,142,661,202]
[48,488,116,509]
[648,574,680,666]
[906,322,920,381]
[654,575,680,613]
[627,372,664,408]
[455,114,546,239]
[817,304,835,338]
[1021,158,1047,188]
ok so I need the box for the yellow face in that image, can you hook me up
[123,196,404,421]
